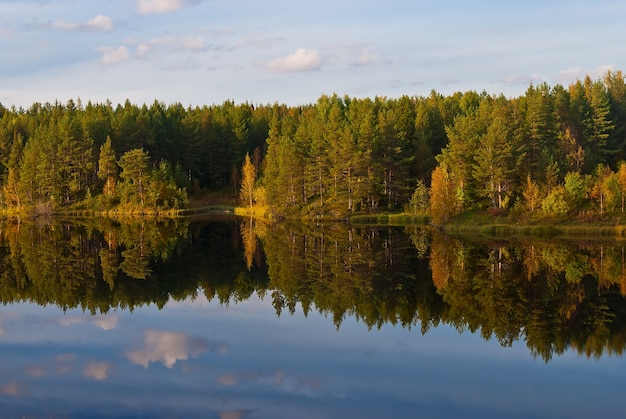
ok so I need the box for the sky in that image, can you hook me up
[1,0,626,108]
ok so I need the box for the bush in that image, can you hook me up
[542,187,569,215]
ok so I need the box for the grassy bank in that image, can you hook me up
[350,213,430,226]
[441,209,626,239]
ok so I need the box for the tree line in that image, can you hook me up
[0,99,269,213]
[1,71,626,218]
[262,71,626,221]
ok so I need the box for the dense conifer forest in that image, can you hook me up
[1,71,625,221]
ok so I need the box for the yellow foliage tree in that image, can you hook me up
[239,153,256,208]
[429,166,458,225]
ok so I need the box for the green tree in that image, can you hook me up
[2,133,23,208]
[118,148,150,206]
[98,136,117,197]
[473,117,514,209]
[563,171,586,207]
[406,180,429,214]
[542,186,569,215]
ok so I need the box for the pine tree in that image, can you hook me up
[473,117,514,209]
[118,148,150,206]
[98,136,117,197]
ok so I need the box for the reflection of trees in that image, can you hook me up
[2,217,626,362]
[240,217,259,270]
[431,233,626,361]
[0,218,194,312]
[261,223,438,330]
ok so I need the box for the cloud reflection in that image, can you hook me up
[54,353,76,375]
[56,313,119,330]
[92,314,119,330]
[0,382,25,396]
[127,330,225,369]
[217,370,320,395]
[24,366,45,378]
[83,362,113,381]
[219,411,254,419]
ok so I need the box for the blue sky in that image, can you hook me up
[1,0,625,108]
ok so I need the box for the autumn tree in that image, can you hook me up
[591,164,614,215]
[429,166,458,225]
[522,175,541,212]
[240,152,256,208]
[618,161,626,213]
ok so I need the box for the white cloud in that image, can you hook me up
[500,73,543,86]
[237,32,285,50]
[349,47,380,67]
[138,0,199,15]
[552,65,615,86]
[99,46,129,65]
[560,67,582,77]
[50,15,113,32]
[86,15,114,31]
[136,36,207,55]
[83,362,113,381]
[268,49,322,73]
[591,64,616,77]
[126,330,220,369]
[136,44,150,58]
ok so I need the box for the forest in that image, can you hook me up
[1,70,625,222]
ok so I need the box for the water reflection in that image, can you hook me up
[1,218,626,418]
[0,217,625,362]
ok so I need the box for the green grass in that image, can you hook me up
[441,209,626,239]
[349,213,430,225]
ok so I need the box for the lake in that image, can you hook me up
[0,217,624,418]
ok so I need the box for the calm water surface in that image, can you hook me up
[0,218,624,418]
